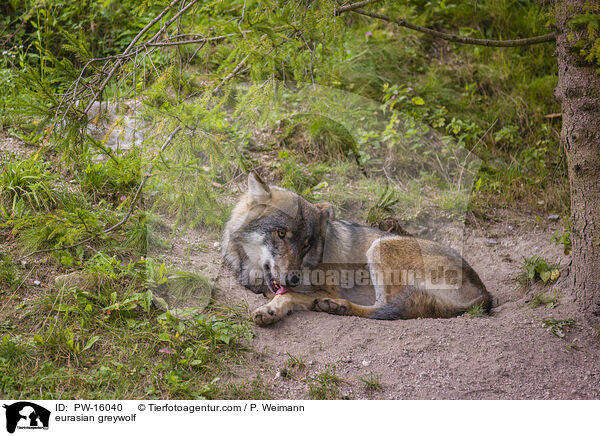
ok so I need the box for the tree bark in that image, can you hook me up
[555,1,600,322]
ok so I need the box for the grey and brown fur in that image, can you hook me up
[222,173,492,326]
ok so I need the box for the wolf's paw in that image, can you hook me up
[252,305,283,326]
[314,298,349,315]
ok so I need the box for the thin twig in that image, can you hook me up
[334,0,556,47]
[334,0,379,15]
[212,54,250,94]
[1,17,28,48]
[146,32,248,46]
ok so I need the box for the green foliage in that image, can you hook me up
[359,373,381,391]
[0,251,252,399]
[552,222,572,255]
[528,291,560,309]
[366,184,398,225]
[286,352,306,370]
[0,154,59,212]
[467,302,487,318]
[541,318,576,338]
[8,197,117,258]
[517,255,561,287]
[569,6,600,71]
[0,254,22,293]
[277,153,329,201]
[77,151,142,203]
[307,365,344,400]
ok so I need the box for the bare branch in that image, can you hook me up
[146,31,250,47]
[334,0,379,15]
[212,54,250,94]
[335,1,556,47]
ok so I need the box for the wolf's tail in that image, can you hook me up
[370,286,492,320]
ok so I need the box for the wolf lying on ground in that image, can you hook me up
[222,173,492,326]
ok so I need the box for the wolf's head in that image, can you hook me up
[222,173,333,295]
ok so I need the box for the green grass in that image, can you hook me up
[76,150,141,204]
[467,302,488,318]
[0,251,253,399]
[277,152,330,202]
[528,291,560,309]
[306,365,345,400]
[277,114,357,161]
[0,154,59,213]
[286,352,306,370]
[216,376,272,400]
[366,184,399,225]
[0,254,22,293]
[359,373,381,391]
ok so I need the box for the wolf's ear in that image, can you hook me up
[315,202,334,221]
[248,172,271,203]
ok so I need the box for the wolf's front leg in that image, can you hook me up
[252,291,330,326]
[313,298,378,318]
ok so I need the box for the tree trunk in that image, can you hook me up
[555,1,600,322]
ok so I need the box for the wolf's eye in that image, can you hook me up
[277,229,286,239]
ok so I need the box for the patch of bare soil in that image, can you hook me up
[174,208,600,400]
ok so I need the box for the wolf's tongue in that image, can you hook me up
[275,286,288,296]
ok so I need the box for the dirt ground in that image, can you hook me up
[168,201,600,400]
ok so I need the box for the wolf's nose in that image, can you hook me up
[286,273,300,287]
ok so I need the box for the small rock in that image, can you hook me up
[362,360,370,367]
[33,280,41,286]
[213,242,221,248]
[548,214,560,221]
[485,239,499,246]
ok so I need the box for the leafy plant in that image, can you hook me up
[551,223,572,255]
[541,318,576,338]
[517,255,561,286]
[569,8,600,72]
